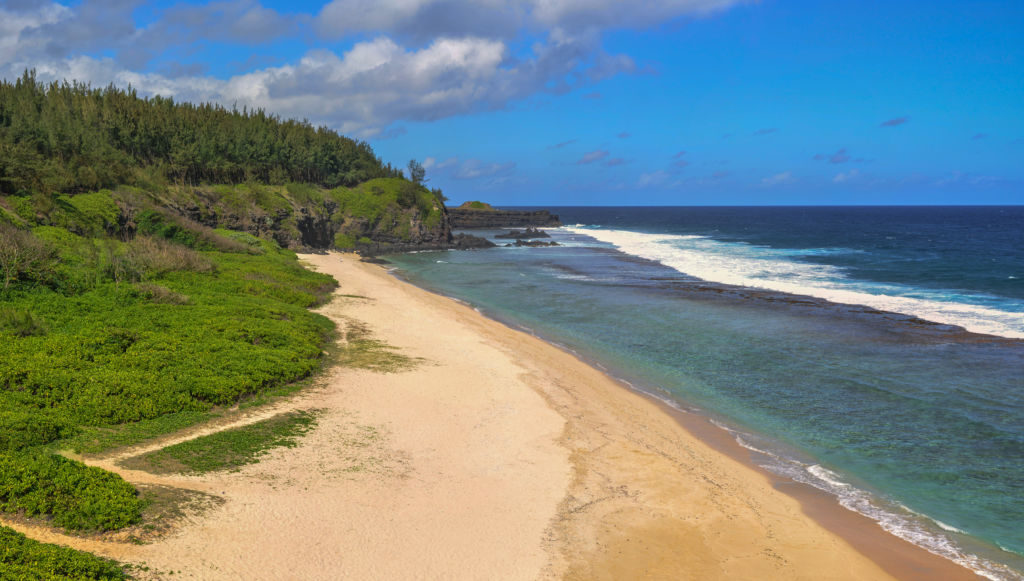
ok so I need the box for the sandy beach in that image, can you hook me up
[3,251,980,579]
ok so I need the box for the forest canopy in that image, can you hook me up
[0,70,403,196]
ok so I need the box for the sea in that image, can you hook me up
[384,206,1024,580]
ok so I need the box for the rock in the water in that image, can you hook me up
[510,239,559,247]
[494,227,551,239]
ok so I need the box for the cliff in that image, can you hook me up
[151,178,486,253]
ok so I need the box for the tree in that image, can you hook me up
[407,159,426,185]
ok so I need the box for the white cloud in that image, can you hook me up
[761,171,795,187]
[832,169,860,183]
[0,2,71,65]
[0,0,744,135]
[316,0,743,41]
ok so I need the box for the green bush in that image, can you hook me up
[0,307,47,337]
[0,453,143,531]
[0,411,72,452]
[51,191,120,237]
[334,232,356,249]
[0,526,126,580]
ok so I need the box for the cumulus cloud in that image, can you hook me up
[576,149,609,164]
[1,0,295,71]
[316,0,743,42]
[0,2,73,65]
[10,32,635,135]
[602,157,627,167]
[760,171,794,187]
[147,0,297,47]
[880,116,909,127]
[1,0,745,135]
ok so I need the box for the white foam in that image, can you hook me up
[697,425,1023,580]
[792,466,1021,580]
[567,227,1024,339]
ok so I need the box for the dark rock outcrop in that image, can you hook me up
[494,227,550,239]
[507,239,559,247]
[449,208,561,229]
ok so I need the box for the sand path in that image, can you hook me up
[3,252,979,580]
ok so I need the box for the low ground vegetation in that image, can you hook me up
[123,410,321,474]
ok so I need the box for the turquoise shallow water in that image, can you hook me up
[386,207,1024,580]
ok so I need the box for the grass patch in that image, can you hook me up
[122,410,320,475]
[64,410,219,456]
[336,318,419,372]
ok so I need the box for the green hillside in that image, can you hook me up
[0,73,450,578]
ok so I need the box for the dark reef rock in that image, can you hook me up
[494,227,551,240]
[449,208,561,229]
[506,239,559,247]
[360,256,391,264]
[453,233,498,249]
[357,233,495,256]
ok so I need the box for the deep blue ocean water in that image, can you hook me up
[385,206,1024,580]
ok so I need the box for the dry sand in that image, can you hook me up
[4,251,980,580]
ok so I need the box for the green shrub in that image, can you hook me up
[0,526,126,580]
[285,182,323,205]
[9,196,37,225]
[334,232,356,249]
[56,191,121,237]
[0,453,143,531]
[125,236,215,277]
[0,411,72,452]
[136,209,251,254]
[135,282,190,305]
[215,228,264,251]
[0,307,47,337]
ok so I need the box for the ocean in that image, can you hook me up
[384,206,1024,580]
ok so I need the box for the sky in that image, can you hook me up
[1,0,1022,205]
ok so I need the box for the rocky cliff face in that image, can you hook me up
[448,209,561,229]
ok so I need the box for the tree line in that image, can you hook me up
[0,70,403,196]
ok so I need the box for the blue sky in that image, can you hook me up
[1,0,1021,205]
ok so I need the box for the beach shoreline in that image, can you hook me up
[2,251,983,579]
[354,253,980,580]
